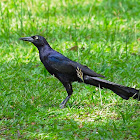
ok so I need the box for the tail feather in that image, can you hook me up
[84,75,140,101]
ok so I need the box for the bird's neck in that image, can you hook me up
[37,44,53,54]
[36,43,52,51]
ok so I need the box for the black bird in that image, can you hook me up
[19,35,139,108]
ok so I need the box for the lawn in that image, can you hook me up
[0,0,140,139]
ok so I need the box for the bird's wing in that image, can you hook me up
[47,54,76,74]
[72,63,105,78]
[46,53,105,78]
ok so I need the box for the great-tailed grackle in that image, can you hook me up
[19,35,139,108]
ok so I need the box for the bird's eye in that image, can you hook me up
[32,36,38,40]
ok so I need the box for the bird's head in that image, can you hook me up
[19,35,49,48]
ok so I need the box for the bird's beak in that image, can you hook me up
[19,37,34,42]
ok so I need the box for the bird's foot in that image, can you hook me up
[59,95,71,109]
[59,103,65,109]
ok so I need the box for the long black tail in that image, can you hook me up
[84,75,140,101]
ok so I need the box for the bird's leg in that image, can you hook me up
[59,95,71,109]
[59,83,73,109]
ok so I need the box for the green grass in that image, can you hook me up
[0,0,140,139]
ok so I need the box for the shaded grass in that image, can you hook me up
[0,0,140,139]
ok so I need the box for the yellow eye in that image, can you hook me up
[32,36,38,40]
[35,36,38,40]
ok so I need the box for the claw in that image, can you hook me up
[59,103,65,109]
[59,95,71,109]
